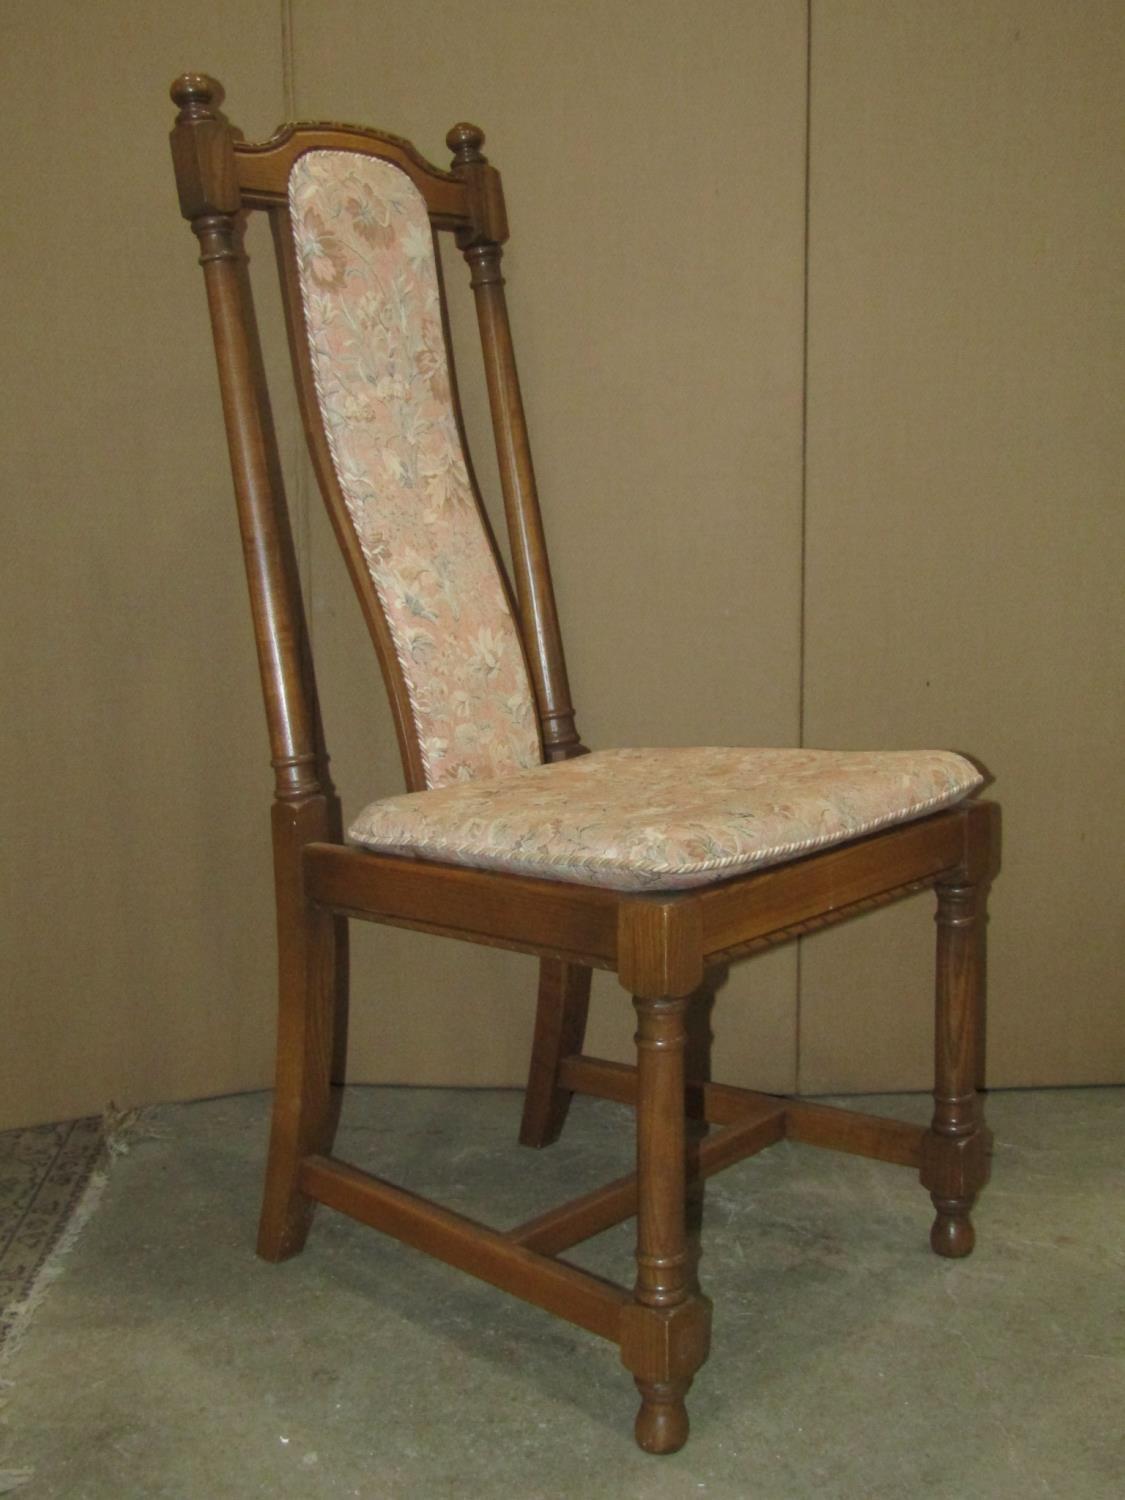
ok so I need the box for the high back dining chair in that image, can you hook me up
[169,75,998,1454]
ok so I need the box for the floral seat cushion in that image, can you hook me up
[347,746,982,892]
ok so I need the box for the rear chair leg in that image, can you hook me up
[258,798,345,1261]
[921,872,991,1257]
[519,959,591,1147]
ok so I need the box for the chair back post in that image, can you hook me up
[169,75,325,809]
[447,124,587,762]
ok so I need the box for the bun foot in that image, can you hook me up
[634,1379,690,1454]
[930,1195,976,1258]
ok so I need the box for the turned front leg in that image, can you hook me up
[921,876,990,1257]
[621,994,712,1454]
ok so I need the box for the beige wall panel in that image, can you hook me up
[290,0,809,1090]
[801,2,1124,1089]
[0,3,287,1128]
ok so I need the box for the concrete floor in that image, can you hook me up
[0,1086,1121,1499]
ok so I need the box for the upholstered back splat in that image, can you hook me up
[289,150,541,787]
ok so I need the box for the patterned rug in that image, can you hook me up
[0,1117,106,1360]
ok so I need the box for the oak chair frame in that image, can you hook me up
[169,75,998,1455]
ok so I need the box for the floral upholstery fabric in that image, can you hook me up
[289,150,540,787]
[347,746,983,892]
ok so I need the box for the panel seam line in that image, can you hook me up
[795,0,814,1095]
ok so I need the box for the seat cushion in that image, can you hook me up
[347,746,982,892]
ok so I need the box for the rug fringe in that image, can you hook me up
[0,1165,109,1369]
[0,1100,154,1367]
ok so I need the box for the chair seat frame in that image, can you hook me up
[170,75,998,1455]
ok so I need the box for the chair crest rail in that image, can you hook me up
[232,125,470,224]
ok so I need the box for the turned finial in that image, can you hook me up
[170,72,224,123]
[446,122,486,167]
[168,72,238,220]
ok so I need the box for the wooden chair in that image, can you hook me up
[169,74,998,1454]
